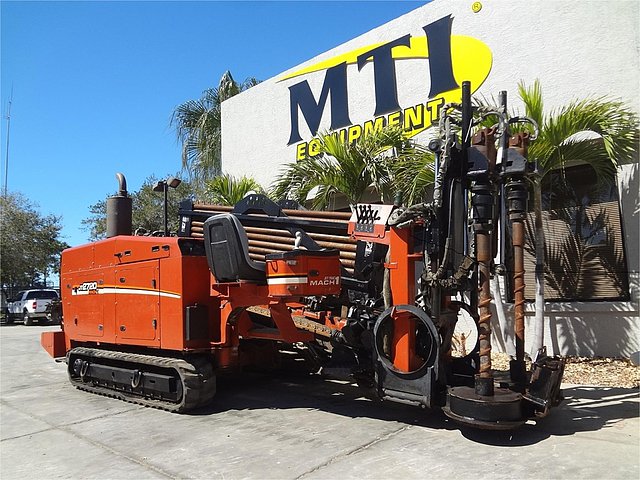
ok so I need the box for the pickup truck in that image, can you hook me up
[6,289,59,325]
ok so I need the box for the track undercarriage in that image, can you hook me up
[67,347,216,413]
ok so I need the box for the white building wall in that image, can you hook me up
[222,0,640,357]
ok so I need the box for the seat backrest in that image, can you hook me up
[203,213,266,283]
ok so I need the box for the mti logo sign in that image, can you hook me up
[282,15,492,159]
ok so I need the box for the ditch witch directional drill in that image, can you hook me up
[42,81,564,429]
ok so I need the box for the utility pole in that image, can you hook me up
[3,88,12,197]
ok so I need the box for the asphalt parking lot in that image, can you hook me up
[1,324,638,480]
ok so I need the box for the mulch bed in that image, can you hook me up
[492,352,639,389]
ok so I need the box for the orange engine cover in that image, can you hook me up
[60,236,218,352]
[265,249,341,297]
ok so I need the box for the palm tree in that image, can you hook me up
[205,173,264,206]
[270,125,431,209]
[517,80,638,355]
[172,71,260,188]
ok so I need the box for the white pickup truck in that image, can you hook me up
[6,289,59,325]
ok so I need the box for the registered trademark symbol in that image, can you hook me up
[472,2,482,13]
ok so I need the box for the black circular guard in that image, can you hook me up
[443,386,526,430]
[374,304,440,379]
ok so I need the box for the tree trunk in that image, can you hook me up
[531,180,546,357]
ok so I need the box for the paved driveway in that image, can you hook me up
[1,324,638,479]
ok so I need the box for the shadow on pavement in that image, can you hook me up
[460,385,639,445]
[189,370,638,444]
[0,321,21,327]
[191,370,454,431]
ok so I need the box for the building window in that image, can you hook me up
[523,164,630,301]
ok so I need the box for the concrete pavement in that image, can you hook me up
[1,324,638,479]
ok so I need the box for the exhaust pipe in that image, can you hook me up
[106,172,132,238]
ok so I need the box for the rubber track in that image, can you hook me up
[68,347,216,413]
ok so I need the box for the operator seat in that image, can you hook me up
[203,213,266,283]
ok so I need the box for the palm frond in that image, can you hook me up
[319,125,407,201]
[171,87,223,180]
[270,125,411,209]
[525,91,639,180]
[390,144,435,204]
[269,155,337,205]
[518,79,544,128]
[205,173,264,206]
[242,77,261,89]
[171,72,262,186]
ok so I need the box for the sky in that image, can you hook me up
[1,0,426,247]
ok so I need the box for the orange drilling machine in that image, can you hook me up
[42,84,564,429]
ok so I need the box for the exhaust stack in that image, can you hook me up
[106,172,132,238]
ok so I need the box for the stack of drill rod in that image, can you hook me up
[187,203,357,275]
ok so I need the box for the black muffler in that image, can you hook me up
[106,172,132,238]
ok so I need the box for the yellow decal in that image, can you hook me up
[281,35,491,85]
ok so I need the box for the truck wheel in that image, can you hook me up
[5,314,13,325]
[23,311,33,326]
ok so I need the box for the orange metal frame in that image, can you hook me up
[351,225,424,374]
[47,213,425,377]
[212,282,315,346]
[50,235,333,369]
